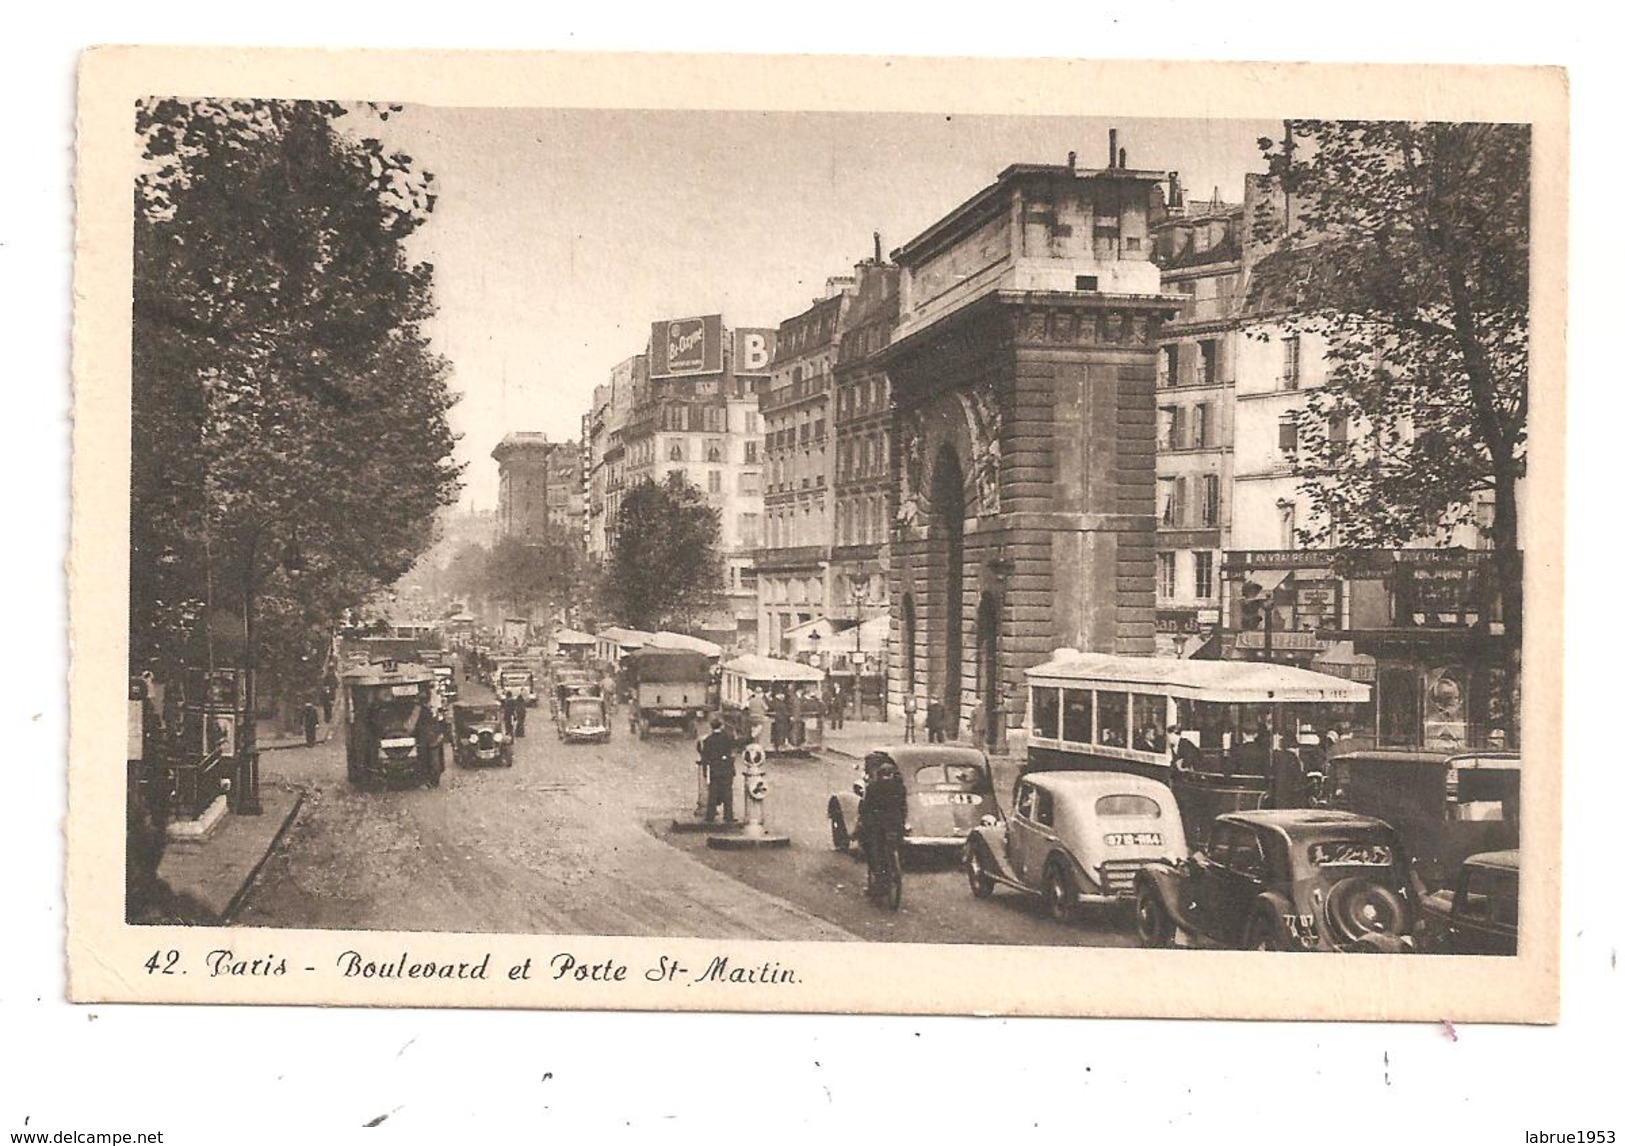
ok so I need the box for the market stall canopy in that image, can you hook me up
[551,628,598,648]
[595,626,655,649]
[1026,649,1371,704]
[722,654,826,684]
[815,615,890,655]
[648,631,723,657]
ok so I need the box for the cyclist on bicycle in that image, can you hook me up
[858,752,907,895]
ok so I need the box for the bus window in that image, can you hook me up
[1097,691,1128,747]
[1031,687,1060,739]
[1131,692,1167,752]
[1061,689,1093,743]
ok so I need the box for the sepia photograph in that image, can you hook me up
[69,49,1564,1021]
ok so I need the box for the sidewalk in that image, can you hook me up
[157,774,305,923]
[819,718,1027,764]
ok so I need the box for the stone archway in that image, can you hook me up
[931,445,966,735]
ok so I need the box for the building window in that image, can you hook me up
[669,442,684,462]
[1161,345,1180,388]
[708,470,722,494]
[705,439,723,463]
[1160,478,1187,528]
[1283,335,1301,390]
[1328,410,1350,452]
[744,441,759,464]
[1159,406,1185,451]
[1194,551,1215,600]
[1199,339,1218,386]
[1192,403,1209,449]
[1157,552,1177,599]
[739,513,760,548]
[739,471,760,496]
[1200,473,1220,527]
[1278,415,1299,453]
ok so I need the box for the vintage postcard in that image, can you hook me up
[70,48,1566,1019]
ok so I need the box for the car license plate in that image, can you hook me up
[1104,832,1162,847]
[918,792,979,806]
[390,684,419,697]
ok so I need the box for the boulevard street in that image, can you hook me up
[238,690,1135,948]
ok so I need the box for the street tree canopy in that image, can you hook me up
[1248,120,1528,639]
[604,474,725,633]
[130,99,462,698]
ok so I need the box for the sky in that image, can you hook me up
[362,108,1278,510]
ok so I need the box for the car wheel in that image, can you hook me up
[966,841,995,899]
[829,811,850,852]
[1135,885,1175,948]
[1042,861,1077,923]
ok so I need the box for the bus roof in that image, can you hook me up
[1025,650,1371,704]
[722,655,825,684]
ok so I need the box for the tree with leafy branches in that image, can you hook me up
[1248,121,1528,650]
[604,474,725,633]
[130,99,462,715]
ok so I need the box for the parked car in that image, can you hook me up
[1133,809,1420,952]
[828,746,996,856]
[962,771,1187,921]
[1415,850,1519,956]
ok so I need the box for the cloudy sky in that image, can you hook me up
[365,108,1277,509]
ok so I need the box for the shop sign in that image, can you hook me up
[651,315,724,377]
[734,328,776,373]
[1156,609,1202,635]
[1234,631,1329,652]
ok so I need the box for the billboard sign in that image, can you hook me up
[734,327,777,374]
[652,315,723,377]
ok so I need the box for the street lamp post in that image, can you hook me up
[850,578,875,722]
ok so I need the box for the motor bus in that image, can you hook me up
[718,655,825,756]
[1023,649,1371,848]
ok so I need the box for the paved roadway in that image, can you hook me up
[237,685,1138,947]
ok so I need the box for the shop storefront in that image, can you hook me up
[1223,549,1515,750]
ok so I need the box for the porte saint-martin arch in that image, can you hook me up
[882,151,1181,740]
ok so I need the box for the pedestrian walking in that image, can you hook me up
[902,691,917,743]
[513,693,527,738]
[968,699,986,748]
[830,683,847,730]
[700,718,738,824]
[926,697,946,744]
[302,701,319,748]
[320,679,336,723]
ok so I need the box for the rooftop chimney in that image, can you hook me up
[1067,150,1077,174]
[873,231,883,263]
[1169,171,1183,208]
[1108,128,1118,168]
[1119,147,1127,169]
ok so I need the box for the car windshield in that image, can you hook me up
[1096,794,1162,819]
[1308,840,1395,867]
[372,699,422,738]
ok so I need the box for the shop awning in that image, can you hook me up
[815,615,890,656]
[1311,640,1378,683]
